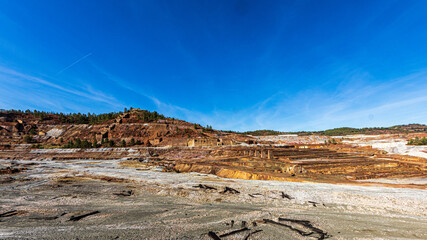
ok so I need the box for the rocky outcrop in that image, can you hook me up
[0,110,250,147]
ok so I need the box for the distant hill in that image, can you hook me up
[242,124,427,136]
[242,129,285,136]
[301,124,427,136]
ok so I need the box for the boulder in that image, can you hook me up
[13,123,24,132]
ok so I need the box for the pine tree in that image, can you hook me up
[92,136,98,148]
[29,128,37,135]
[24,135,32,143]
[74,138,82,148]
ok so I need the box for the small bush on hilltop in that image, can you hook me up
[24,135,33,143]
[407,137,427,145]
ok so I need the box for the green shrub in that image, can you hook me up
[24,135,33,143]
[407,137,427,145]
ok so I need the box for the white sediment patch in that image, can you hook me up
[257,135,329,144]
[30,149,80,153]
[46,128,64,137]
[5,158,426,218]
[28,148,142,154]
[358,177,427,185]
[372,141,427,158]
[343,136,427,159]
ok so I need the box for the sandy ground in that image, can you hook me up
[342,135,427,159]
[1,158,426,239]
[358,177,427,185]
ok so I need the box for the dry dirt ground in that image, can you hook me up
[0,158,426,240]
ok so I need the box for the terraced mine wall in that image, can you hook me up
[1,144,425,187]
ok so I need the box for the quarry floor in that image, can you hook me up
[0,158,426,239]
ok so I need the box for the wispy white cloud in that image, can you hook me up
[0,65,124,111]
[266,70,427,131]
[86,64,427,132]
[86,62,223,126]
[182,68,427,132]
[56,53,92,75]
[7,56,422,132]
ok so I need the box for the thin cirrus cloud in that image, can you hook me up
[90,65,427,132]
[190,69,427,132]
[255,70,427,132]
[55,53,93,76]
[1,62,426,131]
[88,62,209,123]
[0,65,124,112]
[1,59,426,132]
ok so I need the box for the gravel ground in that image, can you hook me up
[0,158,426,239]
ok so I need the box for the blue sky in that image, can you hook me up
[1,0,427,131]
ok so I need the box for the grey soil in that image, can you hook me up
[1,159,426,239]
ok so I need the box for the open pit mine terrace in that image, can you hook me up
[1,143,427,239]
[1,144,425,188]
